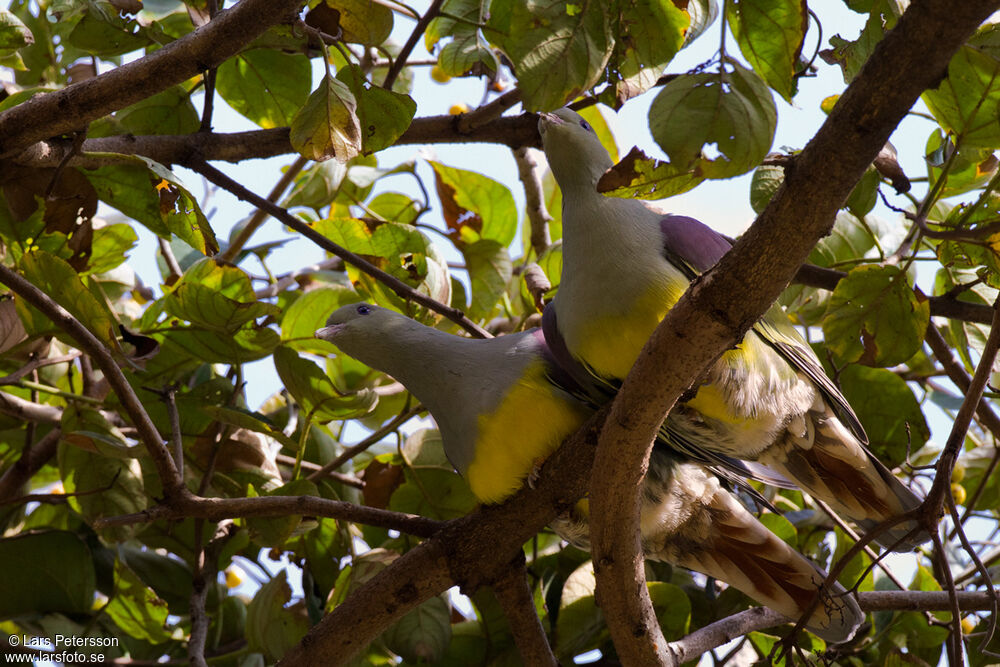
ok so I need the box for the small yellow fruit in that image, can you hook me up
[430,65,451,84]
[225,569,242,589]
[951,464,966,484]
[951,483,967,506]
[449,103,469,115]
[961,616,977,634]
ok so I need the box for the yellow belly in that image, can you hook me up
[466,364,591,503]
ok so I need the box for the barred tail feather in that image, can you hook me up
[642,461,863,643]
[760,397,930,551]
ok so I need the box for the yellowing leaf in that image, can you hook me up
[290,74,362,162]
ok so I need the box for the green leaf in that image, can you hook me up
[389,429,477,520]
[726,0,806,102]
[273,345,377,423]
[0,9,33,53]
[0,531,95,616]
[821,3,894,83]
[831,527,874,592]
[216,49,311,129]
[61,404,138,459]
[119,546,200,615]
[648,58,776,179]
[88,223,138,274]
[462,239,512,320]
[382,595,452,663]
[496,0,612,111]
[597,146,705,200]
[335,66,416,154]
[838,365,929,467]
[925,129,998,198]
[290,73,363,163]
[247,479,320,547]
[58,437,146,541]
[84,157,218,255]
[325,0,393,45]
[555,560,604,659]
[758,512,797,549]
[162,326,280,364]
[202,405,300,452]
[648,581,691,640]
[117,85,200,135]
[924,46,1000,150]
[822,264,929,367]
[430,161,517,245]
[68,3,150,57]
[17,250,118,347]
[164,282,280,334]
[246,570,310,662]
[749,162,784,214]
[105,561,171,643]
[426,0,499,77]
[281,285,358,354]
[606,1,688,102]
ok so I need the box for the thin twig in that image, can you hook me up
[306,404,422,483]
[0,352,80,386]
[275,454,365,489]
[814,498,908,591]
[382,0,446,90]
[187,157,491,338]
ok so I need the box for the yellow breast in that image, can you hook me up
[572,283,684,380]
[466,363,590,504]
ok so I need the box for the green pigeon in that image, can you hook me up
[538,107,928,551]
[316,302,863,642]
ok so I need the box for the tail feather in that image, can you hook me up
[760,398,929,551]
[644,462,864,643]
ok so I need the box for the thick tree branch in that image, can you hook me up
[15,115,542,169]
[0,265,184,496]
[278,407,609,666]
[0,0,305,157]
[588,1,1000,664]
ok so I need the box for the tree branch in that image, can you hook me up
[490,557,558,667]
[91,493,443,537]
[186,157,491,338]
[0,265,184,497]
[0,428,61,502]
[277,406,610,666]
[382,0,445,90]
[513,146,552,258]
[667,590,1000,664]
[588,1,1000,664]
[15,113,542,169]
[0,0,305,157]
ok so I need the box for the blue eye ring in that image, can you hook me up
[579,119,591,131]
[357,304,371,315]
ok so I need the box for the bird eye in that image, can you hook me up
[579,119,591,131]
[357,305,371,315]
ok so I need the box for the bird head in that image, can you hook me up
[538,108,614,190]
[315,302,388,346]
